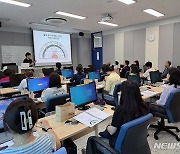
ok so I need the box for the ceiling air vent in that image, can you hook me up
[44,17,67,26]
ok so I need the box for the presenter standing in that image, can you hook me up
[23,52,35,67]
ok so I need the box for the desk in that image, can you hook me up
[36,105,114,141]
[141,86,164,100]
[0,88,20,96]
[117,86,164,100]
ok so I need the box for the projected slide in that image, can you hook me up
[33,30,72,66]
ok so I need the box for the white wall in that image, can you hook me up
[145,26,159,69]
[115,32,124,64]
[0,30,91,69]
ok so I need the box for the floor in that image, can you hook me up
[74,118,180,154]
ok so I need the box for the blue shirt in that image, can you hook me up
[157,84,177,105]
[18,78,27,91]
[70,73,86,85]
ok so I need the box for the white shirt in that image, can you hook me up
[105,72,120,95]
[143,68,156,80]
[41,86,66,102]
[157,84,177,105]
[18,78,27,91]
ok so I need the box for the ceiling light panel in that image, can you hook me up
[118,0,136,5]
[143,9,164,17]
[98,21,118,27]
[0,0,31,7]
[55,11,86,20]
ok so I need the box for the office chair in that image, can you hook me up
[9,73,26,87]
[149,70,162,84]
[46,94,70,113]
[127,75,141,86]
[102,83,121,107]
[150,89,180,141]
[86,113,153,154]
[54,147,67,154]
[42,68,54,76]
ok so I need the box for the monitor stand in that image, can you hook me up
[78,105,90,111]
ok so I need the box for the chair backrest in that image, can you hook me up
[42,68,54,76]
[115,113,153,154]
[10,73,26,87]
[113,83,121,106]
[54,147,67,154]
[165,89,180,123]
[150,70,162,83]
[46,93,69,113]
[128,75,141,86]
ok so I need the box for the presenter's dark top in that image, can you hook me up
[23,58,32,64]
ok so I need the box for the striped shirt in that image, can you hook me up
[0,133,56,154]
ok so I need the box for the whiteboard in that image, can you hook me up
[1,46,33,65]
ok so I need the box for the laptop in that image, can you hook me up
[0,95,28,144]
[21,63,29,67]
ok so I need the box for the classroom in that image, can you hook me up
[0,0,180,154]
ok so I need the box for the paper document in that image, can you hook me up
[74,107,110,127]
[141,90,159,97]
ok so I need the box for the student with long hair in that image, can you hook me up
[1,98,60,153]
[41,72,66,102]
[97,81,149,152]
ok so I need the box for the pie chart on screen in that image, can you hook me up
[39,41,67,59]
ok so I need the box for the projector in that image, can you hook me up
[101,14,113,22]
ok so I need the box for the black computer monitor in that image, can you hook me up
[27,77,49,93]
[42,68,54,76]
[62,69,74,79]
[1,63,16,70]
[9,74,26,87]
[150,71,162,83]
[70,82,97,110]
[0,95,28,132]
[88,72,101,81]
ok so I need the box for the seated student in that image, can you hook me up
[0,69,12,83]
[41,72,66,102]
[54,62,62,75]
[129,64,139,75]
[156,68,180,106]
[104,66,120,96]
[134,60,140,70]
[120,60,130,78]
[1,98,60,153]
[161,61,171,79]
[95,81,149,152]
[114,61,119,69]
[142,61,156,80]
[18,69,33,91]
[70,65,86,85]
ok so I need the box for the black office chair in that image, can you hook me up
[150,89,180,141]
[9,73,26,87]
[42,68,54,76]
[127,75,141,86]
[86,113,153,154]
